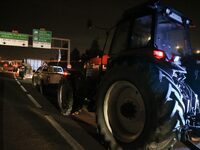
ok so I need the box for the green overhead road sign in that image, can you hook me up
[0,31,28,40]
[33,29,52,48]
[0,31,28,47]
[33,29,52,42]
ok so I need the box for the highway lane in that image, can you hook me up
[0,72,105,150]
[1,71,199,150]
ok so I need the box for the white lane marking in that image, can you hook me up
[44,115,84,150]
[15,79,42,109]
[27,94,42,108]
[16,80,21,85]
[20,85,27,93]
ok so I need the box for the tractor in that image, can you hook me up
[57,1,200,149]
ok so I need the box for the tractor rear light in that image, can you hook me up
[153,50,166,60]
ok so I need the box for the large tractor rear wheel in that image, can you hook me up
[57,78,74,116]
[96,62,185,149]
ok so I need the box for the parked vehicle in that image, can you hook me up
[32,65,67,94]
[58,1,200,149]
[1,62,13,72]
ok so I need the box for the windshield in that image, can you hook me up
[53,67,63,73]
[155,13,191,59]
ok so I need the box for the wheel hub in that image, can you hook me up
[120,101,137,120]
[103,81,146,143]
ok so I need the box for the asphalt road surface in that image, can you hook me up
[0,71,199,150]
[0,72,104,150]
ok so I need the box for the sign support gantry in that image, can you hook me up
[0,30,71,68]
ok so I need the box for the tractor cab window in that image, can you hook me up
[110,15,152,56]
[110,20,130,56]
[130,15,152,48]
[155,13,191,59]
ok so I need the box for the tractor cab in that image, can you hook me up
[155,7,192,60]
[110,2,192,65]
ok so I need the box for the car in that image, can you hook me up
[1,62,13,72]
[32,65,68,94]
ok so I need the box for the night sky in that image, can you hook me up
[0,0,200,60]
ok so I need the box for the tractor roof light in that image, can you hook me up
[165,8,183,23]
[166,8,171,15]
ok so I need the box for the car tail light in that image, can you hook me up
[63,71,68,76]
[153,50,166,60]
[4,64,8,67]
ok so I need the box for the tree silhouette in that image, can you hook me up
[87,38,101,58]
[71,48,80,61]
